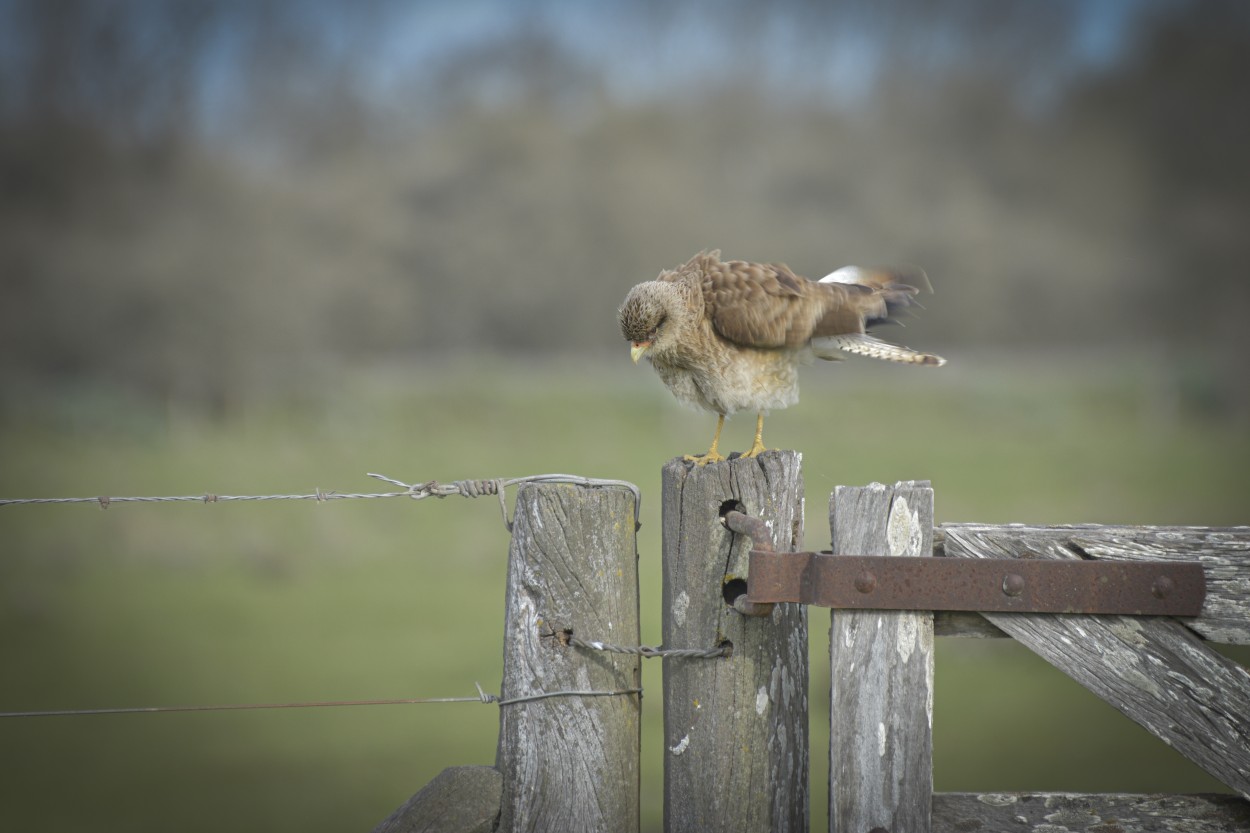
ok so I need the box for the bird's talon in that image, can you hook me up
[683,451,727,466]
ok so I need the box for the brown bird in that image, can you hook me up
[619,250,945,464]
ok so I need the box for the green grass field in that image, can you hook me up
[1,357,1246,831]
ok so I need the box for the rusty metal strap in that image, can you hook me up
[746,551,1206,616]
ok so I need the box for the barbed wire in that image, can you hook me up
[0,472,642,531]
[0,474,721,719]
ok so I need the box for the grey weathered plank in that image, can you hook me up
[933,610,1007,638]
[941,523,1250,644]
[829,481,936,833]
[661,451,808,833]
[495,482,641,833]
[933,792,1250,833]
[932,529,1007,638]
[943,524,1250,801]
[372,765,502,833]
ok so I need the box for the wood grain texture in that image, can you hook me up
[372,766,502,833]
[829,481,936,833]
[940,523,1250,644]
[933,792,1250,833]
[932,610,1008,638]
[661,451,808,833]
[495,483,641,833]
[943,524,1250,801]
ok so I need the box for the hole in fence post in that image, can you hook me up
[718,499,745,519]
[721,578,749,607]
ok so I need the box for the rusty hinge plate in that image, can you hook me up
[746,551,1206,616]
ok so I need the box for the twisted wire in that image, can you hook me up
[568,635,730,660]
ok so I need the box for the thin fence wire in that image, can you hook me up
[0,635,726,719]
[0,471,642,531]
[0,471,712,720]
[0,683,643,719]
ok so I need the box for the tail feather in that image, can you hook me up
[812,333,945,366]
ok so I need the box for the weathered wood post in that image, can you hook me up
[496,482,642,833]
[372,766,502,833]
[829,481,935,833]
[661,451,808,833]
[373,481,639,833]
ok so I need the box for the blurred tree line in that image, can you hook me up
[1,0,1247,416]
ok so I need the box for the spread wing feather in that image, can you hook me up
[665,252,930,351]
[699,258,895,349]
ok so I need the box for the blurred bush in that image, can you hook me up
[0,0,1247,421]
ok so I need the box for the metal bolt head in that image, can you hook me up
[1152,575,1175,600]
[1002,573,1026,597]
[854,571,877,594]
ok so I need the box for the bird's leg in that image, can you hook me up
[743,413,769,458]
[684,414,727,465]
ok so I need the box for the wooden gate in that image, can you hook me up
[824,481,1250,833]
[377,456,1250,832]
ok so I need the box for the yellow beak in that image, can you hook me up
[630,341,651,363]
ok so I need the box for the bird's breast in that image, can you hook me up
[648,341,803,416]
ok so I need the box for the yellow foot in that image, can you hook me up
[741,440,771,458]
[684,413,728,465]
[741,413,770,458]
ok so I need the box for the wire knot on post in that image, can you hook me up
[567,633,730,660]
[453,479,502,498]
[367,473,512,528]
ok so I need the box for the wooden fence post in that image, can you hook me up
[372,766,502,833]
[829,481,935,833]
[661,451,808,833]
[495,482,641,833]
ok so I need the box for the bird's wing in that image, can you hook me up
[812,266,927,336]
[703,259,870,349]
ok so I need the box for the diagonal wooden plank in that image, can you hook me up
[829,481,935,833]
[943,525,1250,801]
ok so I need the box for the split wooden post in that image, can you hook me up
[661,451,808,833]
[495,482,642,833]
[829,481,935,833]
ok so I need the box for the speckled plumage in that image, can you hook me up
[619,250,944,462]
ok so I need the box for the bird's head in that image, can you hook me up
[618,281,686,363]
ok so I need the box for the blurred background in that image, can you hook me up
[1,0,1248,830]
